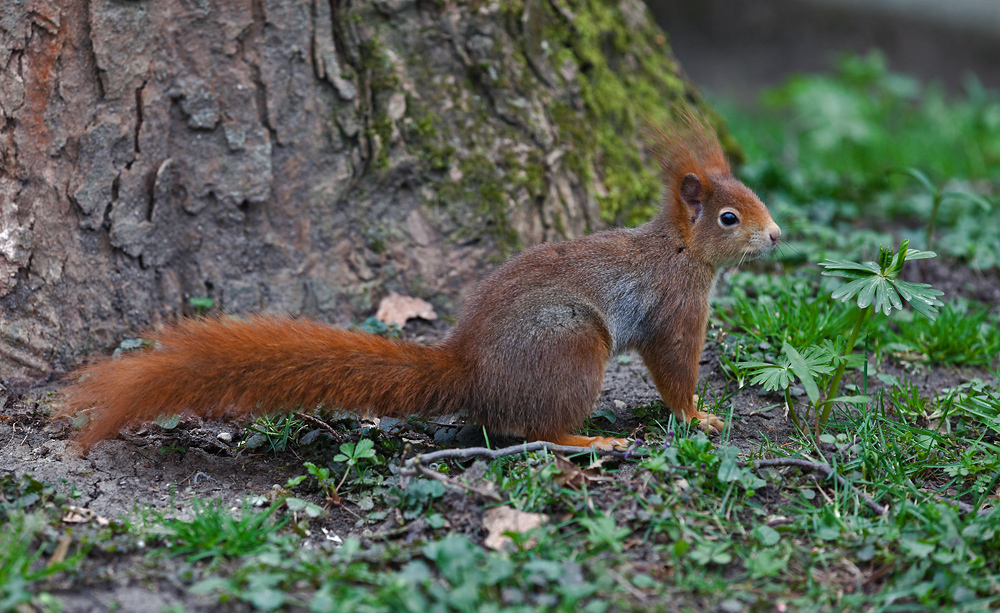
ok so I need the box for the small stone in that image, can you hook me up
[719,599,744,613]
[377,417,403,432]
[217,432,233,443]
[433,427,458,445]
[613,400,627,410]
[299,429,323,446]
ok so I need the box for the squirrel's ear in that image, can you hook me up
[679,173,704,223]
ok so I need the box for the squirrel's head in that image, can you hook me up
[649,110,781,269]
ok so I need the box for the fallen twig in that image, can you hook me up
[743,457,888,516]
[400,463,503,502]
[293,411,343,442]
[422,420,466,429]
[863,561,896,588]
[932,495,994,517]
[606,568,649,604]
[402,441,637,469]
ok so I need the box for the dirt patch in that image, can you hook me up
[901,257,1000,306]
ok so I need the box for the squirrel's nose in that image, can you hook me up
[768,224,781,245]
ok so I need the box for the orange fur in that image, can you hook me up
[63,316,467,450]
[59,110,779,452]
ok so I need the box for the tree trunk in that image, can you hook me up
[0,0,735,392]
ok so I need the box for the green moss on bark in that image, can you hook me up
[542,0,741,226]
[358,35,400,171]
[437,153,521,254]
[406,110,456,172]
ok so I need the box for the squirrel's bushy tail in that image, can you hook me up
[60,315,468,450]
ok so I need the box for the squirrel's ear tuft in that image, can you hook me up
[645,108,729,181]
[644,108,729,237]
[679,173,703,222]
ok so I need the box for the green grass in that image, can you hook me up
[716,268,999,374]
[243,413,309,454]
[1,513,81,612]
[8,381,1000,610]
[184,527,620,612]
[716,274,857,349]
[157,498,289,563]
[882,301,1000,365]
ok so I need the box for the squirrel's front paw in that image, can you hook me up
[693,410,725,434]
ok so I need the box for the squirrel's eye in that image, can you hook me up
[720,212,739,226]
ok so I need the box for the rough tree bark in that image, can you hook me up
[0,0,735,392]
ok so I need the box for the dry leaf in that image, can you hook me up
[375,292,437,328]
[61,505,106,524]
[553,453,614,490]
[585,457,609,472]
[483,506,548,551]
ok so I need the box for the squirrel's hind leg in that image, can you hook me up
[476,305,616,448]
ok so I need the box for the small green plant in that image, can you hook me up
[389,478,446,520]
[818,239,944,431]
[302,439,378,504]
[243,414,308,454]
[355,316,402,339]
[189,296,214,316]
[579,515,629,554]
[739,341,846,431]
[890,167,992,251]
[160,498,287,562]
[739,240,944,436]
[0,474,66,520]
[301,462,339,505]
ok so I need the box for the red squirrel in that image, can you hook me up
[59,111,780,452]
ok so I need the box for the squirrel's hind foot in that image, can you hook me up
[548,434,630,451]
